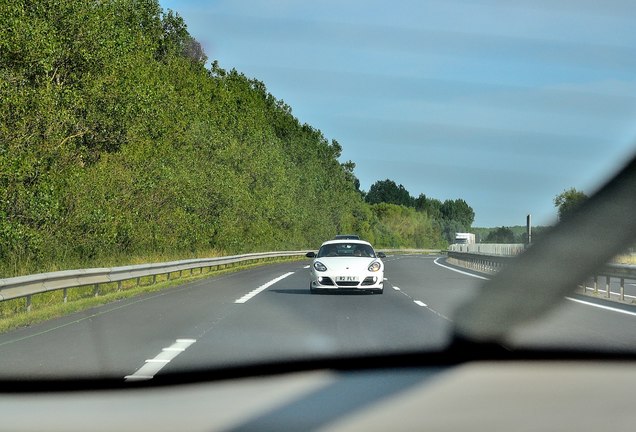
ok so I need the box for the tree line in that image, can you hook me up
[364,179,475,243]
[0,1,465,276]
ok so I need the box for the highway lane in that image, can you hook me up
[1,255,636,380]
[431,257,636,351]
[0,264,311,378]
[160,257,467,374]
[0,256,475,379]
[508,294,636,351]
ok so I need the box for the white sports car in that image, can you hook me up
[306,239,386,294]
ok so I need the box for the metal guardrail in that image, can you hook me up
[382,249,441,254]
[447,249,636,302]
[446,251,513,274]
[581,264,636,301]
[447,243,526,256]
[0,251,309,311]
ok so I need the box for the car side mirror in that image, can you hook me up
[377,252,386,259]
[306,252,316,258]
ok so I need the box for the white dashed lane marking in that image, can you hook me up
[125,338,196,382]
[235,272,295,304]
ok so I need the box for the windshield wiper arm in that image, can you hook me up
[452,149,636,343]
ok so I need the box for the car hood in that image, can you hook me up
[315,257,380,272]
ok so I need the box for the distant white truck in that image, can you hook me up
[454,232,476,245]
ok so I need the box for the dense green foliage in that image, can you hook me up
[367,203,446,249]
[554,188,588,221]
[472,225,549,244]
[366,181,475,243]
[484,226,515,243]
[365,179,413,207]
[1,1,452,276]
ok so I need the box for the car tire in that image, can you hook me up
[372,288,383,295]
[310,283,318,294]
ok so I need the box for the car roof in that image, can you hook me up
[320,239,373,247]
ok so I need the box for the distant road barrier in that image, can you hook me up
[0,251,309,311]
[447,243,526,256]
[446,243,524,274]
[446,250,513,274]
[447,246,636,302]
[383,249,442,254]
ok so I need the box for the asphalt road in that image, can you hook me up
[1,255,635,380]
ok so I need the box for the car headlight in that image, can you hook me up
[313,261,327,272]
[368,261,381,272]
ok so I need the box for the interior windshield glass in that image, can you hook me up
[1,0,635,381]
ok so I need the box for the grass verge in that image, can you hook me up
[613,254,636,265]
[0,256,302,335]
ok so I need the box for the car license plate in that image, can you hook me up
[336,276,359,282]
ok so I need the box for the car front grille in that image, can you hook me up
[336,281,360,287]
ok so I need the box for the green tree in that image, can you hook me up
[0,0,453,276]
[485,227,515,243]
[157,9,207,64]
[440,199,475,229]
[439,219,466,244]
[414,194,442,220]
[365,179,414,207]
[369,203,445,249]
[554,188,588,221]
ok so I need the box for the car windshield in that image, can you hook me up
[1,0,636,383]
[318,243,376,258]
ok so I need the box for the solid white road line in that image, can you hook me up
[565,297,636,317]
[234,272,295,304]
[125,338,196,381]
[433,257,490,280]
[431,258,636,319]
[393,286,401,291]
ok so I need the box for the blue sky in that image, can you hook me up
[159,0,636,227]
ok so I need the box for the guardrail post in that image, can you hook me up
[136,277,141,286]
[63,288,68,303]
[93,284,99,297]
[117,281,122,291]
[620,278,625,301]
[152,275,156,284]
[606,276,611,298]
[593,276,598,293]
[167,272,171,280]
[25,295,32,312]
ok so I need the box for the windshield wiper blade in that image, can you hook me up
[452,149,636,343]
